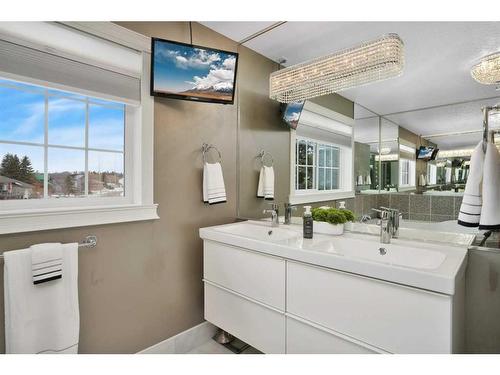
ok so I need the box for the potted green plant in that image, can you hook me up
[311,207,355,235]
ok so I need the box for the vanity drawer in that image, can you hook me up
[286,315,382,354]
[286,261,453,353]
[203,240,285,310]
[204,282,285,354]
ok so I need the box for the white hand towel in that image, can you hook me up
[257,166,274,200]
[4,243,79,354]
[366,174,371,185]
[458,141,484,227]
[31,243,63,284]
[203,162,226,205]
[479,141,500,230]
[357,175,363,185]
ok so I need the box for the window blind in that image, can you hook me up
[0,38,141,104]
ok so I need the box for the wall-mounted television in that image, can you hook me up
[150,37,238,104]
[416,146,436,160]
[282,101,305,129]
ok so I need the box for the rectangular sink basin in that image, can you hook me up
[305,236,447,270]
[214,222,301,243]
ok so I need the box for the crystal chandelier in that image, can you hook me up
[269,34,404,103]
[471,52,500,85]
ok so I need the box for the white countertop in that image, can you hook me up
[199,220,468,295]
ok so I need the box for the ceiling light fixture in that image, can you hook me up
[269,34,404,103]
[471,52,500,85]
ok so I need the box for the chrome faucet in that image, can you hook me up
[284,203,297,225]
[263,203,280,227]
[372,208,392,244]
[380,206,402,238]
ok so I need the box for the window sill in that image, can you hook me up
[0,203,159,235]
[289,191,355,205]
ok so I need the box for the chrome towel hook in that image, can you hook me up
[202,143,222,163]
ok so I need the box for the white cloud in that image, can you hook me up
[189,57,236,92]
[157,47,221,70]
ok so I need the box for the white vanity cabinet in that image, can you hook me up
[202,238,465,354]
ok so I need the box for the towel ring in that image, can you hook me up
[202,143,222,163]
[259,150,274,167]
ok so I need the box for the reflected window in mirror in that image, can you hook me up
[399,158,415,188]
[290,101,354,204]
[427,163,437,185]
[295,137,340,192]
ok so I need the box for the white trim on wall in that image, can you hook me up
[0,22,158,234]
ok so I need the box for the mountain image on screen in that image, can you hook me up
[152,39,237,102]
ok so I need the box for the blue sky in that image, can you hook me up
[0,79,125,174]
[153,40,237,93]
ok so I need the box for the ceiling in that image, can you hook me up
[202,22,500,149]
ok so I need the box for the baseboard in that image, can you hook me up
[138,321,218,354]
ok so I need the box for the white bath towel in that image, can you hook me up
[203,162,227,205]
[257,166,275,200]
[357,175,363,185]
[4,243,79,354]
[458,141,484,227]
[366,174,372,185]
[31,243,63,284]
[479,141,500,230]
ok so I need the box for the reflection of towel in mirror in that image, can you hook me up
[203,162,227,205]
[366,174,371,185]
[458,141,484,227]
[357,175,363,185]
[419,174,426,186]
[479,141,500,230]
[257,166,274,200]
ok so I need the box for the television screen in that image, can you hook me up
[151,38,238,104]
[416,146,435,160]
[430,148,439,160]
[282,101,305,129]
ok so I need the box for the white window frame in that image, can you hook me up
[427,163,437,186]
[0,23,158,234]
[289,109,354,204]
[398,158,416,190]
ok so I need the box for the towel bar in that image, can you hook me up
[0,235,97,261]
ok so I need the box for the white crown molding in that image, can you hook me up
[58,21,151,53]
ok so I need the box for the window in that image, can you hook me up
[0,78,125,201]
[0,22,157,234]
[427,163,437,185]
[295,138,341,192]
[289,102,354,204]
[399,158,416,187]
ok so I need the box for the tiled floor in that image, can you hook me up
[187,340,261,354]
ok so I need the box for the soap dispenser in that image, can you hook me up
[303,206,313,239]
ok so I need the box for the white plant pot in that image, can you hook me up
[313,221,344,236]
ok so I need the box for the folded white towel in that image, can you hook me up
[203,162,227,205]
[357,175,363,185]
[4,243,79,354]
[257,166,275,200]
[366,174,371,185]
[458,141,484,227]
[31,243,63,284]
[479,141,500,230]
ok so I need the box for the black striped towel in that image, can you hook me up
[31,243,63,285]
